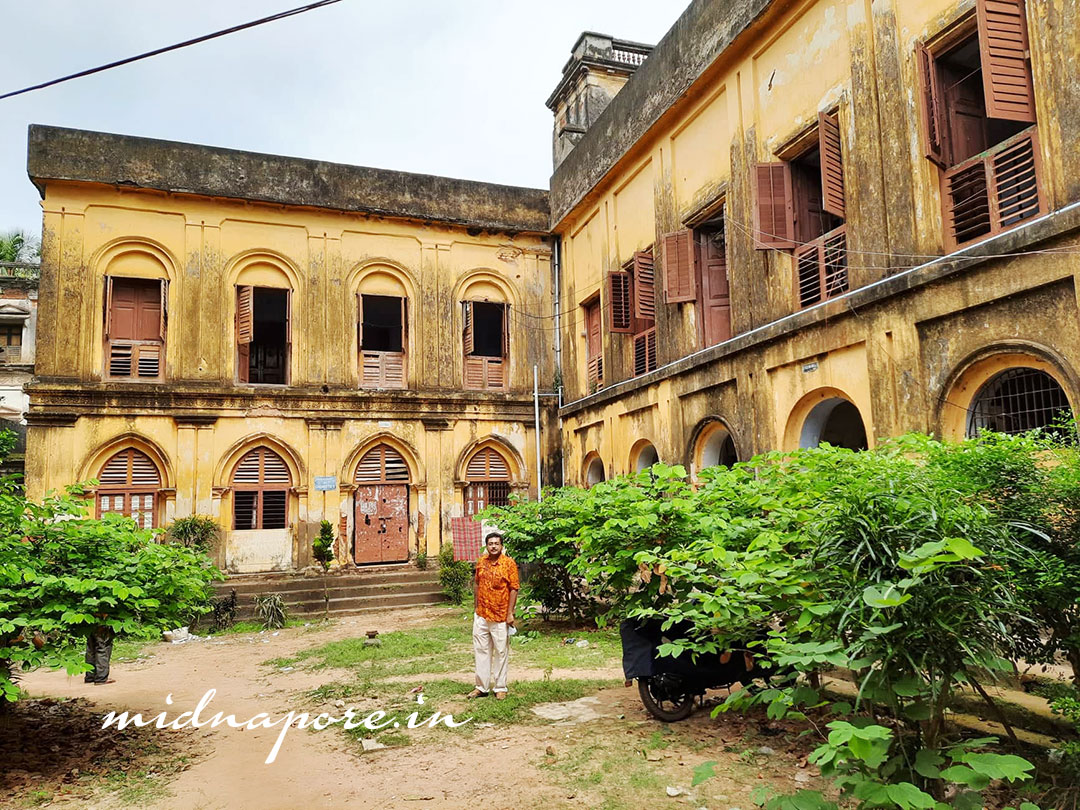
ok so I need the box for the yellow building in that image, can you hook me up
[24,0,1080,572]
[26,128,554,572]
[551,0,1080,486]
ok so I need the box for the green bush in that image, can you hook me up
[254,593,288,630]
[313,520,335,570]
[166,515,220,552]
[0,480,220,703]
[437,543,472,605]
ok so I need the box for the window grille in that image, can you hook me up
[966,367,1073,437]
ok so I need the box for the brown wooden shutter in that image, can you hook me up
[916,43,947,166]
[501,304,509,359]
[818,112,846,219]
[607,272,632,333]
[753,163,796,250]
[158,280,169,343]
[400,297,408,355]
[662,230,696,302]
[103,277,114,339]
[462,301,474,355]
[284,290,292,384]
[632,250,656,321]
[236,285,253,383]
[109,280,139,340]
[977,0,1036,123]
[633,327,657,376]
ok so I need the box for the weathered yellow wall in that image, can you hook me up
[29,183,556,569]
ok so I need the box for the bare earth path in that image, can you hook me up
[19,606,809,810]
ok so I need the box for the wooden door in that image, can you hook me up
[699,232,731,347]
[354,484,409,564]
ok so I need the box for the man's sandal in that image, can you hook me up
[495,692,507,700]
[466,689,487,699]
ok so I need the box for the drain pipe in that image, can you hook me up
[534,364,542,502]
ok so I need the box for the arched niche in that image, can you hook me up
[454,268,518,306]
[80,432,175,490]
[800,398,868,450]
[342,433,424,485]
[214,433,305,489]
[225,250,300,291]
[93,238,177,283]
[350,261,416,299]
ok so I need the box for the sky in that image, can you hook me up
[0,1,684,236]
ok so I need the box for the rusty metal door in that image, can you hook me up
[354,484,409,564]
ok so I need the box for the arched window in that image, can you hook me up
[584,455,605,488]
[967,368,1073,437]
[96,448,162,529]
[633,442,660,473]
[464,446,511,515]
[353,444,410,564]
[232,447,291,530]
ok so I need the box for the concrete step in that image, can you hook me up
[212,567,449,620]
[231,589,448,620]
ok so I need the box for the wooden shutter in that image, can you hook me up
[916,43,947,166]
[977,0,1036,123]
[633,328,657,376]
[585,300,603,387]
[158,279,169,343]
[103,277,114,339]
[400,296,408,358]
[284,290,292,384]
[819,112,846,218]
[236,285,252,383]
[467,447,510,481]
[355,445,411,484]
[100,449,161,487]
[500,304,509,359]
[109,280,139,340]
[632,251,656,322]
[462,301,475,355]
[607,272,632,333]
[753,163,796,250]
[662,230,696,302]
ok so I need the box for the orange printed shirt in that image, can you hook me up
[474,553,520,623]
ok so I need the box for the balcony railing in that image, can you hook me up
[795,225,848,309]
[943,127,1042,248]
[0,262,40,279]
[0,345,23,363]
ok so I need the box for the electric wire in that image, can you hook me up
[0,0,345,101]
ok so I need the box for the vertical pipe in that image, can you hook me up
[534,363,542,502]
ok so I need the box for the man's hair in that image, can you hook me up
[484,531,504,543]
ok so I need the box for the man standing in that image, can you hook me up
[84,623,115,685]
[468,531,519,700]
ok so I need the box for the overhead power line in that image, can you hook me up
[0,0,344,102]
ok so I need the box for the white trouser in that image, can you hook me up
[473,613,509,693]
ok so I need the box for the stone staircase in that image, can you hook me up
[211,564,448,620]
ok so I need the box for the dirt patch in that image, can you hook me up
[0,696,203,807]
[12,607,823,810]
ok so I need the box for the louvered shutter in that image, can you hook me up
[632,251,656,322]
[662,230,696,302]
[467,447,510,481]
[236,285,253,383]
[159,279,169,343]
[916,43,947,166]
[633,328,657,376]
[99,449,161,487]
[462,301,474,355]
[753,163,796,249]
[977,0,1036,123]
[355,445,410,483]
[819,112,846,219]
[607,272,632,333]
[233,447,292,486]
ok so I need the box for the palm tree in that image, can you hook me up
[0,231,39,264]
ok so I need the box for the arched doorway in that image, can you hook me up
[464,446,513,516]
[228,446,293,573]
[966,367,1073,437]
[693,422,738,479]
[353,444,411,564]
[96,448,162,529]
[800,398,867,450]
[632,441,660,473]
[584,454,605,487]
